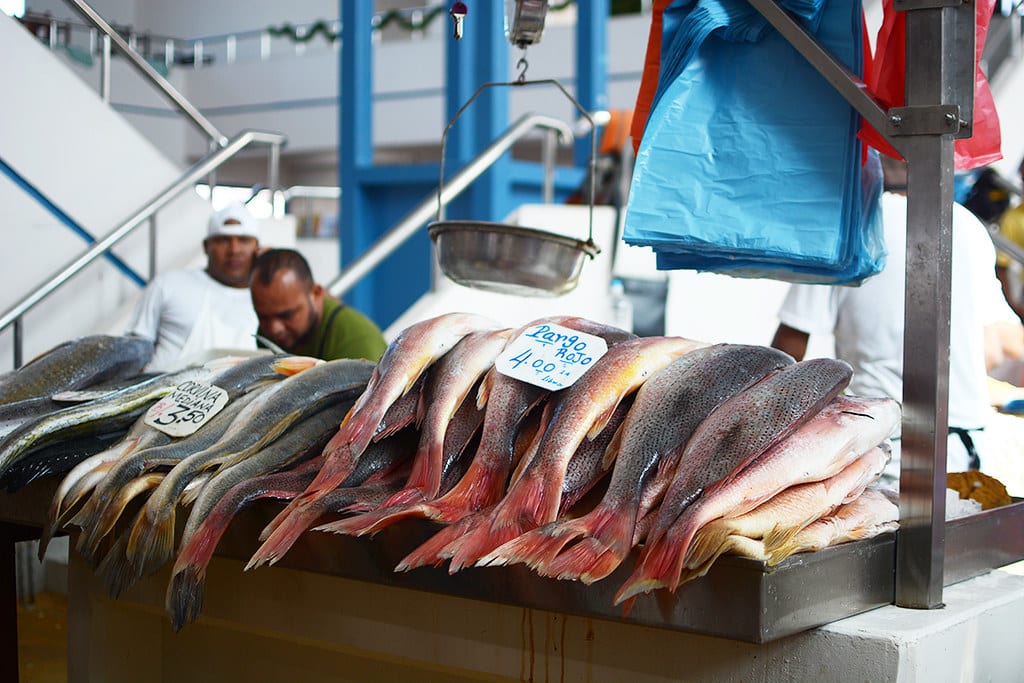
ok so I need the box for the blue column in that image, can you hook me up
[339,0,374,313]
[575,0,609,166]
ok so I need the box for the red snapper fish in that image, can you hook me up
[479,344,795,583]
[398,335,707,573]
[320,317,637,540]
[616,357,854,604]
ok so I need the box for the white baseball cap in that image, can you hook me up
[207,201,259,239]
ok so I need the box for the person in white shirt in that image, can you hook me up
[771,155,1022,484]
[127,202,261,372]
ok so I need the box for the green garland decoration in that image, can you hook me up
[266,20,339,44]
[264,1,641,44]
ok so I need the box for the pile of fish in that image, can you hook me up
[7,316,901,632]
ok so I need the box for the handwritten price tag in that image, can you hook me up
[144,381,229,437]
[494,323,608,390]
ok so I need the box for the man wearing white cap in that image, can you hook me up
[127,201,261,372]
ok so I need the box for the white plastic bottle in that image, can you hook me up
[610,278,634,333]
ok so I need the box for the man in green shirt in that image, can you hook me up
[249,248,387,362]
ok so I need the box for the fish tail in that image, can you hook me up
[125,507,176,578]
[478,521,578,571]
[270,355,323,376]
[553,541,622,585]
[313,502,431,537]
[544,506,636,582]
[82,476,163,562]
[446,511,527,573]
[402,440,444,501]
[96,534,140,599]
[166,565,206,633]
[246,505,322,570]
[492,471,557,533]
[394,513,481,572]
[422,461,509,523]
[612,539,678,605]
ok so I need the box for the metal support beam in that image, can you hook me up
[895,1,971,609]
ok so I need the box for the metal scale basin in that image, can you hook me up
[429,219,599,297]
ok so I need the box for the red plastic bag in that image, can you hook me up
[858,0,1002,170]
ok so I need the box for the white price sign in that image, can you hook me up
[494,323,608,390]
[144,381,229,437]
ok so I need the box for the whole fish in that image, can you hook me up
[675,445,891,587]
[767,486,899,564]
[616,358,854,604]
[393,328,512,504]
[404,336,705,573]
[0,354,299,478]
[0,334,153,404]
[636,396,900,593]
[317,316,637,542]
[73,388,270,562]
[124,359,375,578]
[479,344,794,583]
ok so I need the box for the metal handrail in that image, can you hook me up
[63,0,228,146]
[0,130,287,355]
[326,112,574,298]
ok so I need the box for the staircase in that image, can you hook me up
[0,12,215,370]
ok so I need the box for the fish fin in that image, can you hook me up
[401,437,444,501]
[601,423,627,471]
[445,509,529,573]
[166,564,206,633]
[246,504,323,570]
[394,512,483,572]
[683,520,733,573]
[476,368,495,410]
[125,506,176,578]
[587,395,628,441]
[313,501,432,537]
[761,518,814,556]
[270,356,323,376]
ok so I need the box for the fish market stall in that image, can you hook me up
[5,2,1024,683]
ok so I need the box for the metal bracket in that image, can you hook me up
[886,105,963,136]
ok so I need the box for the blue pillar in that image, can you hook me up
[575,0,609,166]
[339,0,374,314]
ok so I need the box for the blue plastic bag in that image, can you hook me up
[623,0,886,285]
